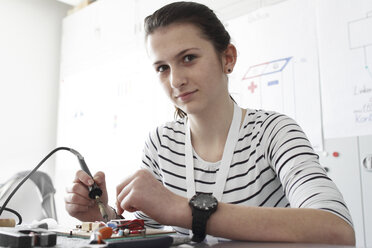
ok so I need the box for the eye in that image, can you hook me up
[184,54,196,63]
[156,65,169,73]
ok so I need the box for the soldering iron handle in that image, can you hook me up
[88,184,103,199]
[78,158,103,199]
[79,158,93,178]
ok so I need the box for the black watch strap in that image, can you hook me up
[191,209,210,242]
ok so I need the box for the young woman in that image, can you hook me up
[65,1,355,245]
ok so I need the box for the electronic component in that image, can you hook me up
[81,221,105,231]
[77,219,146,238]
[108,219,146,238]
[0,227,56,248]
[107,219,144,230]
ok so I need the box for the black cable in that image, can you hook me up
[0,207,22,224]
[0,147,86,225]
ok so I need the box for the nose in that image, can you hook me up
[169,66,186,88]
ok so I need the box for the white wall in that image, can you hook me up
[0,0,69,182]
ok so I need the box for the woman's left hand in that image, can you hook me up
[115,169,188,226]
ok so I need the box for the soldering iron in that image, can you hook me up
[69,148,108,222]
[0,147,108,224]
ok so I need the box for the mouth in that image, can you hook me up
[176,90,198,102]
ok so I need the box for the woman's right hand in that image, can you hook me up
[64,170,111,222]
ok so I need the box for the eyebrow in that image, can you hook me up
[153,48,200,66]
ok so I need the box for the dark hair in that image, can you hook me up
[144,1,231,119]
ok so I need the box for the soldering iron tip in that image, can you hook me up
[95,196,109,223]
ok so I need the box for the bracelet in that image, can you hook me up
[111,207,124,220]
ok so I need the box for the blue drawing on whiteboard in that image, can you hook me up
[239,56,296,121]
[268,80,279,86]
[242,57,292,80]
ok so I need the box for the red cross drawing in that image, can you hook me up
[248,81,257,93]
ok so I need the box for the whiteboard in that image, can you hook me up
[227,0,324,151]
[316,0,372,138]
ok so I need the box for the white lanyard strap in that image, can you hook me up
[185,123,196,199]
[185,103,242,201]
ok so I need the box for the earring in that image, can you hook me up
[227,69,232,73]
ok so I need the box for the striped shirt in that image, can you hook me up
[136,108,353,234]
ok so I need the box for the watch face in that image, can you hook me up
[190,193,218,211]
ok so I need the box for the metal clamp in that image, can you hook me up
[362,154,372,172]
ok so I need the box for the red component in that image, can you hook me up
[332,152,339,157]
[116,219,145,231]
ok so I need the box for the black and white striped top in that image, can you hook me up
[136,109,353,233]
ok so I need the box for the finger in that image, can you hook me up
[92,171,106,191]
[116,174,136,197]
[64,192,95,207]
[120,190,139,213]
[65,202,90,217]
[66,182,91,200]
[116,170,151,214]
[116,201,123,215]
[116,181,132,214]
[115,197,124,215]
[117,183,131,206]
[115,169,149,197]
[73,170,94,187]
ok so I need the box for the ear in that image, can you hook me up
[222,44,237,74]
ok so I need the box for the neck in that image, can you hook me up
[189,101,234,137]
[187,98,236,162]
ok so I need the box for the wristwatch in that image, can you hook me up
[189,193,218,242]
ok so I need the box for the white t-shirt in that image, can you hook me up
[135,109,353,234]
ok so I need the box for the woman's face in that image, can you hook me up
[147,23,229,116]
